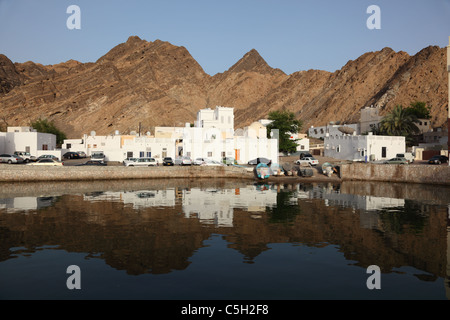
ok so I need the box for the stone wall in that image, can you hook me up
[340,163,450,185]
[0,165,254,182]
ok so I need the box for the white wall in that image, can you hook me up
[2,132,56,156]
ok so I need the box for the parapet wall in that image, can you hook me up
[340,163,450,185]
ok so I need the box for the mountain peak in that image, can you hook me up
[227,49,280,75]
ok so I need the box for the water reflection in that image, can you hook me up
[0,179,449,299]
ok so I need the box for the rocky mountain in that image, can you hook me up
[0,36,448,138]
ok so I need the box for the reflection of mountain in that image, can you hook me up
[0,180,448,282]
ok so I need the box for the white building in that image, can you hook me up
[324,133,405,162]
[63,106,279,164]
[0,126,58,158]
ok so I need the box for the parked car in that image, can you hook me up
[222,157,237,165]
[76,160,107,166]
[14,151,37,163]
[163,157,174,166]
[201,159,225,166]
[27,158,63,166]
[0,154,24,164]
[124,157,157,167]
[37,155,60,161]
[248,157,271,165]
[175,156,192,166]
[91,151,105,162]
[428,155,449,165]
[193,158,206,165]
[63,152,81,159]
[383,157,408,164]
[295,157,319,166]
[77,151,87,158]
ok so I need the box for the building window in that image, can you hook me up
[381,147,387,158]
[162,148,167,158]
[42,144,48,150]
[208,152,212,157]
[93,144,97,148]
[146,152,152,157]
[336,145,341,153]
[186,152,191,157]
[301,145,305,150]
[127,151,133,158]
[67,143,72,149]
[139,151,145,158]
[221,151,226,157]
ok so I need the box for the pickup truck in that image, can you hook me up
[396,153,414,163]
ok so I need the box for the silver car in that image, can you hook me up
[0,154,24,164]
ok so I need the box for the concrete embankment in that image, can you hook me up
[339,163,450,185]
[0,165,255,182]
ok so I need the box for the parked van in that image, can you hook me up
[396,153,414,163]
[91,151,105,162]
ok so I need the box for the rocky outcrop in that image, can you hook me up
[0,37,448,138]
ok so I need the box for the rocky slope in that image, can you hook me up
[0,36,448,138]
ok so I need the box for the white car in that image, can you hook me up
[175,156,192,166]
[295,157,319,166]
[124,157,157,167]
[193,158,206,165]
[27,158,63,166]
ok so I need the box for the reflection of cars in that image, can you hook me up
[175,156,192,166]
[383,157,408,164]
[27,158,63,166]
[193,158,206,165]
[63,152,81,159]
[0,154,24,164]
[428,155,448,164]
[77,151,87,158]
[124,157,157,167]
[201,159,225,166]
[295,157,319,166]
[14,151,36,163]
[222,157,237,165]
[248,157,271,165]
[76,160,107,166]
[163,157,174,166]
[37,155,59,161]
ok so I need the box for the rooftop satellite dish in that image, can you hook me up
[90,131,96,136]
[115,130,120,135]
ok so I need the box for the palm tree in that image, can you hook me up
[379,105,420,137]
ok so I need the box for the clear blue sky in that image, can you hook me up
[1,0,449,75]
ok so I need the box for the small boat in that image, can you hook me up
[254,163,271,179]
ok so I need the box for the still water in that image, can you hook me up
[0,178,449,300]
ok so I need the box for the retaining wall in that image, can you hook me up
[340,163,450,185]
[0,165,254,182]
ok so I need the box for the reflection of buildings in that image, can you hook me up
[80,185,278,227]
[0,196,56,213]
[182,186,278,227]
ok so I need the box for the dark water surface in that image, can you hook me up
[0,178,449,300]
